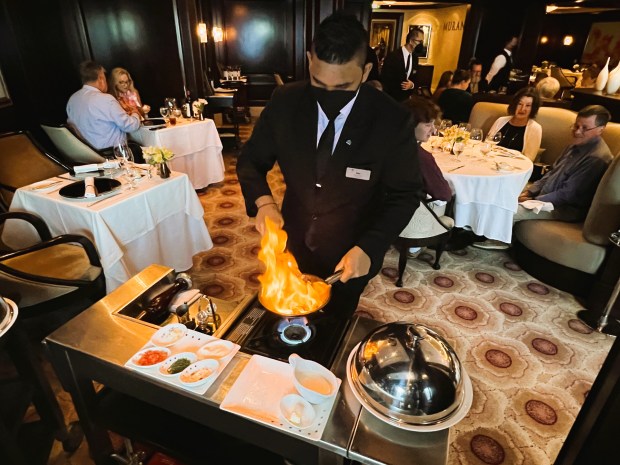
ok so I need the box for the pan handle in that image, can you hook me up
[325,269,343,285]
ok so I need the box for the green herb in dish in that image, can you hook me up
[167,358,191,374]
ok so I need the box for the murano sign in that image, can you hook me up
[443,21,464,31]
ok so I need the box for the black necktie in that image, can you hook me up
[405,53,412,78]
[316,118,335,181]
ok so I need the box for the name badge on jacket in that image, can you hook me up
[346,167,371,181]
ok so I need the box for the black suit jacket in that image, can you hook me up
[237,81,423,279]
[380,48,418,102]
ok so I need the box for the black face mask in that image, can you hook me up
[311,86,358,120]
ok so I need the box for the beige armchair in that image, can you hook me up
[394,199,454,287]
[513,153,620,297]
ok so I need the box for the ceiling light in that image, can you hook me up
[546,5,558,13]
[540,36,549,44]
[563,35,574,46]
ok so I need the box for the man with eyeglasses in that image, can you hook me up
[380,27,424,102]
[475,105,613,250]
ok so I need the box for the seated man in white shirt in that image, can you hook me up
[67,61,142,156]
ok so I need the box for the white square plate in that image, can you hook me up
[220,354,340,441]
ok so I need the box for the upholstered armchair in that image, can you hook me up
[513,154,620,297]
[40,123,108,165]
[0,131,69,212]
[394,199,455,287]
[0,212,106,340]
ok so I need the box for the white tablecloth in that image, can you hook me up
[2,173,213,292]
[426,143,533,243]
[130,119,224,189]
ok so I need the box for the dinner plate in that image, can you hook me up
[142,118,167,129]
[59,178,122,200]
[0,298,18,338]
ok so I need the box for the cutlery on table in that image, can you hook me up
[448,165,465,172]
[30,180,63,191]
[85,191,122,207]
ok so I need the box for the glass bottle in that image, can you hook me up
[137,273,192,324]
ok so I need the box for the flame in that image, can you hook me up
[258,217,331,316]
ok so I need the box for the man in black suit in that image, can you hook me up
[237,12,423,316]
[380,27,425,102]
[467,58,488,94]
[438,69,473,125]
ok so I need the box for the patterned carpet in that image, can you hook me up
[188,121,615,465]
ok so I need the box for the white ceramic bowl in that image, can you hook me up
[279,393,316,429]
[289,353,338,404]
[129,346,171,369]
[150,323,187,347]
[179,359,220,387]
[197,339,235,360]
[158,352,197,377]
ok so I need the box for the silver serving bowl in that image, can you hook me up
[349,322,464,426]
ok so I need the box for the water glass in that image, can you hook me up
[458,122,472,132]
[479,142,492,157]
[113,143,137,189]
[453,141,465,160]
[438,119,452,137]
[159,106,170,121]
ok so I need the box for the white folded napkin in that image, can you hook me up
[168,289,201,312]
[84,177,98,198]
[73,161,120,173]
[519,199,554,214]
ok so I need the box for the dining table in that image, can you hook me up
[425,140,534,243]
[130,118,225,190]
[1,171,213,292]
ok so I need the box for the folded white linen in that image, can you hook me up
[519,199,554,214]
[168,289,201,312]
[84,176,97,198]
[73,161,120,173]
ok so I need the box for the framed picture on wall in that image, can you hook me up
[581,22,620,66]
[0,67,11,108]
[370,19,398,53]
[410,24,431,59]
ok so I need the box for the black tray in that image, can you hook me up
[59,178,122,200]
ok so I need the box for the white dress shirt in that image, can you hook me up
[316,90,360,154]
[67,85,141,149]
[485,48,512,84]
[401,46,413,78]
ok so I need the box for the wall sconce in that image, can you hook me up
[197,23,208,43]
[563,35,574,46]
[212,26,224,43]
[540,36,549,44]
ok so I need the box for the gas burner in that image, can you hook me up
[278,317,312,345]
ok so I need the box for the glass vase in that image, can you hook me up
[158,162,171,179]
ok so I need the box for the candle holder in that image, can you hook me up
[577,230,620,335]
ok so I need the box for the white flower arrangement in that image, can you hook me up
[192,98,208,114]
[442,125,471,144]
[142,146,175,165]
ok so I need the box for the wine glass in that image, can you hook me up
[113,143,138,190]
[438,119,452,137]
[452,141,465,160]
[458,122,472,132]
[470,128,483,144]
[487,131,502,146]
[159,106,170,122]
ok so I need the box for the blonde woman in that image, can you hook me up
[108,67,150,118]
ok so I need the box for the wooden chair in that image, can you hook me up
[394,199,455,287]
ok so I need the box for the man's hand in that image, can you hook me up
[335,246,371,283]
[518,192,533,203]
[401,80,414,90]
[254,196,283,236]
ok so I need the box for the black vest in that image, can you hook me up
[489,50,512,91]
